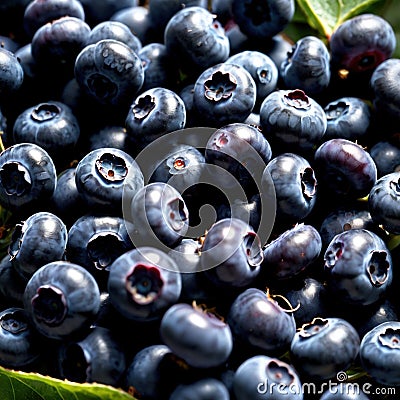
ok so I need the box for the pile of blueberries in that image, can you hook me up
[0,0,399,399]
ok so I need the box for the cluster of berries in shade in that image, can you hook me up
[0,0,400,399]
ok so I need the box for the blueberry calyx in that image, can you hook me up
[125,264,164,305]
[0,309,28,334]
[367,250,390,287]
[61,343,89,383]
[212,132,229,150]
[211,19,225,38]
[325,101,349,121]
[301,167,317,199]
[87,73,118,101]
[324,241,343,268]
[378,327,400,349]
[348,50,384,73]
[243,231,263,267]
[31,103,60,122]
[166,197,188,231]
[283,89,311,110]
[204,71,237,102]
[0,162,32,196]
[87,233,128,271]
[266,359,296,385]
[167,156,188,174]
[31,285,68,326]
[244,0,271,26]
[95,153,128,182]
[389,177,400,195]
[299,317,328,338]
[132,95,156,120]
[257,67,272,83]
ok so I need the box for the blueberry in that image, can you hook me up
[31,16,91,71]
[0,255,26,307]
[0,47,24,99]
[280,35,331,95]
[370,141,400,177]
[225,50,278,105]
[233,355,303,400]
[323,97,371,141]
[164,6,230,74]
[138,43,178,92]
[23,260,101,340]
[23,0,85,38]
[74,39,144,107]
[314,138,377,199]
[368,171,400,234]
[0,307,42,368]
[86,20,142,54]
[12,101,80,161]
[201,218,263,287]
[66,214,134,286]
[319,206,382,247]
[59,326,126,385]
[0,35,21,53]
[150,144,205,195]
[261,223,322,280]
[265,153,317,223]
[110,6,153,46]
[330,14,396,75]
[205,122,272,194]
[324,229,393,306]
[169,377,230,400]
[9,211,68,281]
[14,43,38,82]
[124,344,176,399]
[290,317,360,380]
[370,58,400,123]
[0,143,57,213]
[127,182,189,249]
[260,89,327,154]
[216,193,262,233]
[159,302,233,368]
[178,83,198,127]
[125,87,186,153]
[193,63,256,127]
[360,321,400,386]
[49,167,88,226]
[107,247,182,321]
[227,287,296,356]
[232,0,295,40]
[168,239,213,303]
[350,299,399,339]
[148,0,208,41]
[79,0,138,28]
[281,278,330,327]
[75,147,144,212]
[88,125,129,152]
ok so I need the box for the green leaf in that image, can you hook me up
[0,366,136,400]
[295,0,387,38]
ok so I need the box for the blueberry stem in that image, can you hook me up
[343,367,368,382]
